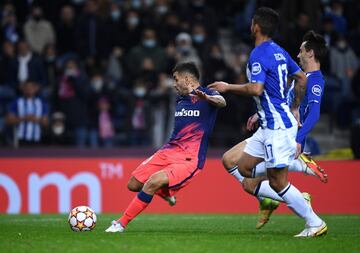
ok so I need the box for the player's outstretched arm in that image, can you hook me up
[208,81,264,96]
[194,89,226,108]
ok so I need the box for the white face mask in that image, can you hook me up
[134,87,146,97]
[156,5,168,15]
[91,79,103,92]
[143,39,156,48]
[127,16,139,26]
[52,124,65,135]
[111,10,121,21]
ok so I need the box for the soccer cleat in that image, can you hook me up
[294,221,328,237]
[105,220,125,233]
[164,196,177,206]
[256,198,280,229]
[299,153,328,183]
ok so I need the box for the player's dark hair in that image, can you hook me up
[253,7,279,37]
[172,62,200,80]
[303,30,328,62]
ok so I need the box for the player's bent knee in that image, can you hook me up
[222,152,238,170]
[144,171,169,192]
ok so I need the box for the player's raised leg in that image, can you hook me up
[105,170,169,232]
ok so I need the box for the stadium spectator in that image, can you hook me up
[330,35,358,99]
[56,5,77,56]
[174,32,201,66]
[55,58,90,147]
[24,5,56,54]
[8,40,45,87]
[0,3,21,44]
[5,79,49,146]
[125,28,167,78]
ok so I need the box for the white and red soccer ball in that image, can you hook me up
[68,206,97,232]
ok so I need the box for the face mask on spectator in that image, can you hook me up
[72,0,85,4]
[65,68,78,77]
[192,34,205,43]
[127,16,139,26]
[132,0,142,9]
[337,40,347,50]
[179,45,190,53]
[33,14,42,22]
[143,39,156,48]
[47,55,56,62]
[144,0,154,7]
[111,10,121,21]
[53,123,65,135]
[134,87,146,97]
[91,79,104,92]
[156,5,168,15]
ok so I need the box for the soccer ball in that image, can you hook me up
[68,206,97,232]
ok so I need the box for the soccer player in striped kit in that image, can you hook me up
[209,8,327,237]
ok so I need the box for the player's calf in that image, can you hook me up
[127,176,143,192]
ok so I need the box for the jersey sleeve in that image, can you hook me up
[296,102,320,144]
[204,88,220,96]
[306,76,324,104]
[248,50,266,84]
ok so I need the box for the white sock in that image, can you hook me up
[279,183,323,227]
[228,166,244,183]
[288,159,304,173]
[254,180,284,202]
[252,162,267,177]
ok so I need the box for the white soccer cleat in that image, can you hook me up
[164,196,177,206]
[294,221,328,237]
[105,220,125,233]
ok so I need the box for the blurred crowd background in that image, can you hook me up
[0,0,359,155]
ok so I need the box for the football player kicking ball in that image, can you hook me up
[209,7,327,237]
[105,62,226,233]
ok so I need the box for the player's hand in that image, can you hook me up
[207,81,229,93]
[246,113,259,131]
[194,89,208,100]
[291,107,302,127]
[295,143,302,159]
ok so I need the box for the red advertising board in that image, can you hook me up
[0,158,359,214]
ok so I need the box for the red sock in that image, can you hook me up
[117,191,153,227]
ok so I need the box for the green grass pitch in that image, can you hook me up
[0,214,359,253]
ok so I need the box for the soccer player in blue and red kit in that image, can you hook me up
[106,62,226,233]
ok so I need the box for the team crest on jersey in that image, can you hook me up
[312,85,322,96]
[251,62,261,75]
[190,94,199,104]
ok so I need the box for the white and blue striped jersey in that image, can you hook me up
[9,97,48,141]
[247,40,301,129]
